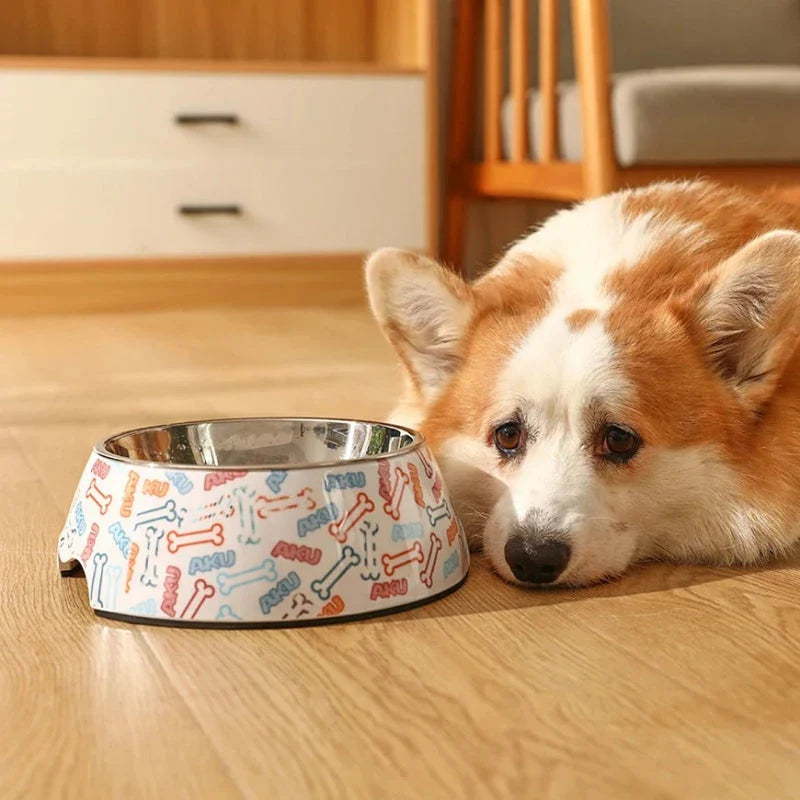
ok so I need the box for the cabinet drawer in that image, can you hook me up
[0,70,425,165]
[0,163,425,258]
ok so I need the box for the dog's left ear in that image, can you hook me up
[694,229,800,409]
[366,248,473,400]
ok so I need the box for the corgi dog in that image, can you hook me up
[366,181,800,588]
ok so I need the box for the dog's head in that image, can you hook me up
[367,185,800,587]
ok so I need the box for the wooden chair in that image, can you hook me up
[444,0,800,269]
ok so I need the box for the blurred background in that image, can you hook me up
[1,0,798,312]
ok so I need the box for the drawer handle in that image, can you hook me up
[178,204,242,216]
[174,113,240,125]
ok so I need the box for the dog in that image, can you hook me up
[366,180,800,588]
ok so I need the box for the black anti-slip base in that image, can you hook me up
[92,572,469,629]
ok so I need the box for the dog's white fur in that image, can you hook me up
[367,181,800,587]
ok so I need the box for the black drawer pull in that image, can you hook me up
[178,204,242,216]
[174,113,240,125]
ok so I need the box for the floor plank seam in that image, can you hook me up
[554,603,800,758]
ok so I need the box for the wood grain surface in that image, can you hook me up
[2,303,800,799]
[0,0,427,67]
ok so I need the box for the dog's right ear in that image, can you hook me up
[692,229,800,411]
[366,248,473,400]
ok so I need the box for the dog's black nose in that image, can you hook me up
[504,536,571,584]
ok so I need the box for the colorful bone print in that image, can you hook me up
[381,467,409,521]
[359,521,381,581]
[381,541,425,577]
[328,492,374,543]
[57,446,469,625]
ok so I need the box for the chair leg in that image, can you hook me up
[443,0,480,274]
[572,0,617,196]
[443,193,468,269]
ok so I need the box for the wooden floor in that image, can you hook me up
[3,303,800,799]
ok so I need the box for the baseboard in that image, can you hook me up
[0,253,368,314]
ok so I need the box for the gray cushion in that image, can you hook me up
[501,65,800,165]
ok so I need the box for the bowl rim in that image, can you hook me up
[94,416,427,471]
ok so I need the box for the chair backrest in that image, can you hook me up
[531,0,800,82]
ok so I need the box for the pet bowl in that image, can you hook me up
[57,418,469,627]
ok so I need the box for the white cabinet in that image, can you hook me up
[0,69,429,259]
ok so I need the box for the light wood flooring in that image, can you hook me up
[2,304,800,799]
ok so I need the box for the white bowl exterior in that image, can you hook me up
[57,445,469,624]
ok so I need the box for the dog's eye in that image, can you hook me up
[493,421,524,455]
[600,424,641,462]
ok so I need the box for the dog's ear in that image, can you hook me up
[366,248,473,400]
[694,230,800,409]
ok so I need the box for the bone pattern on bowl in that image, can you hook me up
[57,447,469,625]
